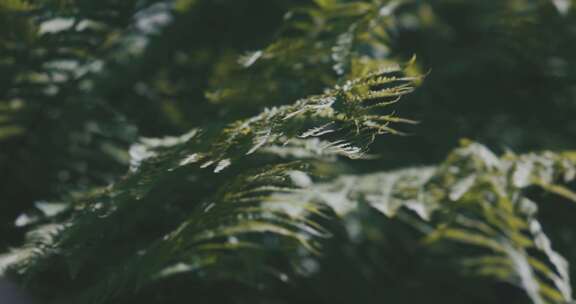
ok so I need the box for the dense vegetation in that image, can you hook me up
[1,0,576,303]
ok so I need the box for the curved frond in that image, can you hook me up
[274,141,576,303]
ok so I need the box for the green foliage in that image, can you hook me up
[291,140,576,303]
[205,0,413,114]
[0,52,420,304]
[1,0,576,304]
[0,0,142,246]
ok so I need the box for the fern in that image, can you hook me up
[278,140,576,303]
[0,58,419,301]
[205,0,419,113]
[4,135,576,303]
[2,1,576,304]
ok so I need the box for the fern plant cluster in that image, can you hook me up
[1,0,576,303]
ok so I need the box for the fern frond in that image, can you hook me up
[272,141,576,303]
[204,0,416,113]
[0,59,419,302]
